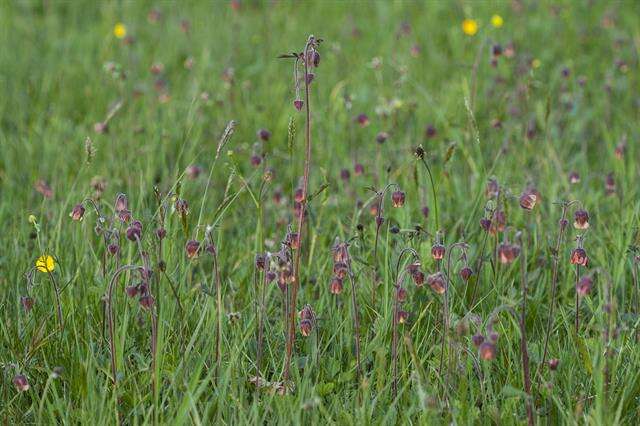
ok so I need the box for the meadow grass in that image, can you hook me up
[1,1,640,424]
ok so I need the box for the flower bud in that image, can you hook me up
[397,310,410,324]
[300,319,313,336]
[20,296,34,312]
[139,294,155,310]
[107,243,120,256]
[472,334,485,347]
[257,128,271,142]
[459,266,473,282]
[548,358,560,371]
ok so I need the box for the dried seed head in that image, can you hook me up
[485,179,499,198]
[287,232,300,250]
[299,304,315,320]
[294,188,305,203]
[427,272,446,294]
[70,204,86,221]
[573,209,589,230]
[570,248,588,266]
[118,209,132,223]
[13,374,29,392]
[421,206,430,219]
[605,173,616,195]
[115,193,128,213]
[255,254,266,270]
[175,198,189,216]
[425,124,437,138]
[107,243,120,256]
[354,163,364,176]
[185,240,201,259]
[250,155,262,167]
[412,270,425,287]
[479,342,496,360]
[332,242,349,264]
[333,262,348,279]
[459,266,473,282]
[330,277,343,294]
[480,218,492,232]
[576,275,593,296]
[340,168,350,181]
[155,227,167,240]
[391,190,406,208]
[431,243,445,260]
[519,191,537,210]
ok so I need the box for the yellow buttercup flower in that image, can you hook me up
[36,255,55,273]
[462,19,478,36]
[532,58,541,69]
[113,23,127,39]
[491,15,504,28]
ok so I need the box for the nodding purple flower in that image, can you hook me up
[107,243,120,256]
[605,173,616,195]
[70,204,86,221]
[479,341,496,360]
[396,310,410,324]
[175,198,189,216]
[126,221,142,241]
[333,262,348,279]
[118,209,132,223]
[185,164,203,180]
[421,206,430,219]
[300,319,313,336]
[251,155,262,167]
[125,285,139,298]
[472,334,485,347]
[497,243,520,264]
[548,358,560,371]
[519,191,537,210]
[255,253,266,270]
[411,270,425,287]
[354,163,364,176]
[576,276,593,296]
[574,209,590,230]
[376,131,389,144]
[485,179,499,198]
[293,99,304,111]
[391,190,406,208]
[459,266,473,282]
[570,248,588,266]
[185,240,201,259]
[115,194,128,213]
[480,218,492,232]
[356,113,369,127]
[427,272,446,294]
[396,286,408,302]
[568,171,580,184]
[492,44,503,57]
[305,72,315,84]
[257,128,271,142]
[139,294,155,310]
[431,243,445,260]
[330,277,343,294]
[340,168,350,181]
[155,227,166,240]
[94,121,108,134]
[425,124,437,139]
[294,188,305,203]
[13,374,30,392]
[287,232,300,250]
[20,296,34,312]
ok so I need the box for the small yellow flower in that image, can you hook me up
[532,58,541,69]
[113,23,127,39]
[491,15,504,28]
[462,19,478,36]
[36,255,55,273]
[28,214,37,224]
